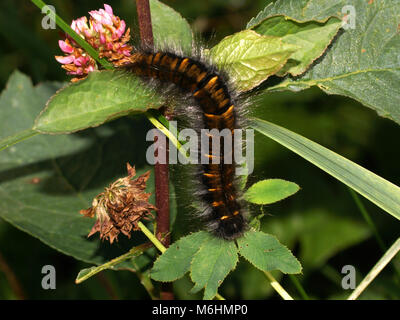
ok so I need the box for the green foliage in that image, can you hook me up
[244,179,300,205]
[151,231,209,282]
[150,0,193,53]
[13,1,344,137]
[209,30,298,92]
[257,0,400,125]
[190,235,238,300]
[0,0,399,300]
[210,13,341,92]
[237,230,301,274]
[299,210,370,268]
[0,71,176,266]
[250,16,342,77]
[250,117,400,221]
[34,71,163,134]
[150,230,301,299]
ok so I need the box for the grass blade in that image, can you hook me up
[263,271,294,300]
[250,118,400,221]
[348,188,386,251]
[348,237,400,300]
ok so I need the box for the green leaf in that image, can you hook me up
[244,179,300,205]
[34,70,164,134]
[150,0,193,53]
[250,117,400,221]
[0,71,79,163]
[0,71,176,265]
[261,209,371,271]
[209,30,298,92]
[257,0,400,125]
[251,15,342,76]
[237,230,301,274]
[247,0,344,27]
[190,235,238,300]
[299,210,370,268]
[150,231,209,282]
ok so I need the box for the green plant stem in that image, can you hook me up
[348,188,386,251]
[146,110,188,159]
[321,264,343,286]
[348,237,400,300]
[263,271,294,300]
[214,293,225,300]
[75,242,153,284]
[0,129,38,152]
[349,188,400,282]
[95,273,119,300]
[139,271,158,300]
[289,274,309,300]
[30,0,114,69]
[138,221,167,253]
[131,263,159,300]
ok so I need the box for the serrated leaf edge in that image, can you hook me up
[150,231,208,283]
[237,229,302,275]
[189,237,239,299]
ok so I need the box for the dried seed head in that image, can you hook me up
[80,163,157,244]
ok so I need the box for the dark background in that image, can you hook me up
[0,0,399,300]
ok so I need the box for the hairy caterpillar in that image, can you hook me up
[126,47,247,240]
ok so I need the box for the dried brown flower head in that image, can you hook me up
[80,163,157,244]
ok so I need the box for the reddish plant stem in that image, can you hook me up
[135,0,170,248]
[96,273,119,300]
[136,0,154,47]
[135,0,173,300]
[0,251,26,299]
[154,137,171,248]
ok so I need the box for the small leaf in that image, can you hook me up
[150,231,209,282]
[34,70,164,134]
[244,179,300,204]
[150,0,193,53]
[237,230,301,274]
[209,30,298,92]
[251,16,342,76]
[190,236,238,300]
